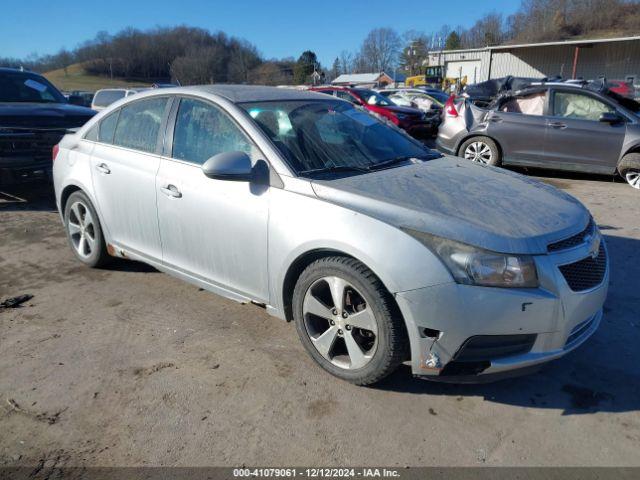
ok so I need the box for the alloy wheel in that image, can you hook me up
[302,276,378,370]
[464,141,493,164]
[625,170,640,189]
[67,201,97,259]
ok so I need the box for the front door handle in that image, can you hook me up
[488,115,503,123]
[160,184,182,198]
[549,122,567,129]
[95,163,111,174]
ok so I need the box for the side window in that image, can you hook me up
[500,92,546,116]
[98,110,119,144]
[172,98,259,165]
[336,90,357,104]
[553,92,613,121]
[113,97,168,153]
[84,123,98,141]
[316,89,335,97]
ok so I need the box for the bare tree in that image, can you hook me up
[360,28,401,72]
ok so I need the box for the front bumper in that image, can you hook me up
[395,239,609,382]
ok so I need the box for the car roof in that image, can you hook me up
[0,67,39,75]
[178,84,330,103]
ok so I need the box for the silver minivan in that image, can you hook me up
[53,85,608,385]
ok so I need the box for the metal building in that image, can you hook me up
[427,36,640,85]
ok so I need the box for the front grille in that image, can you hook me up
[453,334,537,362]
[0,130,65,161]
[559,245,607,292]
[548,219,595,252]
[565,316,595,346]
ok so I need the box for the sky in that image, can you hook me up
[1,0,522,67]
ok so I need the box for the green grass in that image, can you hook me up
[44,63,152,92]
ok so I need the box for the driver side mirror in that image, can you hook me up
[599,112,623,124]
[202,151,252,181]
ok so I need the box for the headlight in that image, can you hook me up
[404,229,538,288]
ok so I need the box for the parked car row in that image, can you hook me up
[309,86,438,138]
[437,78,640,189]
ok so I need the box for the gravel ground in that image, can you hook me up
[0,171,639,469]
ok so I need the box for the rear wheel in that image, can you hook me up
[618,153,640,189]
[459,136,501,166]
[292,257,408,385]
[64,191,110,267]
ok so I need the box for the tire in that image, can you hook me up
[459,136,501,166]
[618,153,640,189]
[63,191,110,267]
[292,256,408,385]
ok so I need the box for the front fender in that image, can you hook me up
[268,187,452,316]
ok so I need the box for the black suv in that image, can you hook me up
[0,68,96,183]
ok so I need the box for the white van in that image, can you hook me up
[91,88,146,111]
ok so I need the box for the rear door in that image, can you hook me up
[543,88,626,173]
[90,96,170,260]
[485,90,549,165]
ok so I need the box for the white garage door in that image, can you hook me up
[446,60,481,83]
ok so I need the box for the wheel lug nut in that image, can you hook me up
[338,329,343,335]
[332,309,338,315]
[342,312,348,318]
[345,325,351,331]
[330,320,335,326]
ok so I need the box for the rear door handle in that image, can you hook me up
[549,122,567,129]
[95,163,111,174]
[160,184,182,198]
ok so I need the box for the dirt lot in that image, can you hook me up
[1,171,639,469]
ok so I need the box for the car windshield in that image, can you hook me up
[353,89,395,106]
[241,100,437,177]
[0,71,66,103]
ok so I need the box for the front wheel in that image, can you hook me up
[459,136,501,166]
[292,257,408,385]
[619,153,640,189]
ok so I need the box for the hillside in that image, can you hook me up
[43,63,152,92]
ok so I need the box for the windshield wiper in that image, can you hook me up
[298,164,370,176]
[367,154,438,171]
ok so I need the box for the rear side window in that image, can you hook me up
[336,90,357,103]
[500,92,546,116]
[172,98,258,165]
[113,98,168,153]
[98,111,119,144]
[93,90,126,108]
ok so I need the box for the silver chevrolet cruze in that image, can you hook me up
[53,85,609,385]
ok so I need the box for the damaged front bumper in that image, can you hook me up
[394,240,609,382]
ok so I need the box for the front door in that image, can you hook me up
[90,97,169,259]
[156,97,270,301]
[543,89,626,173]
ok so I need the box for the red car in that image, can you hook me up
[310,86,434,138]
[607,80,636,99]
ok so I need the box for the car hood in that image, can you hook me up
[0,102,96,129]
[310,157,590,254]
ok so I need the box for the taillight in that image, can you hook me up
[52,144,60,162]
[445,95,458,117]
